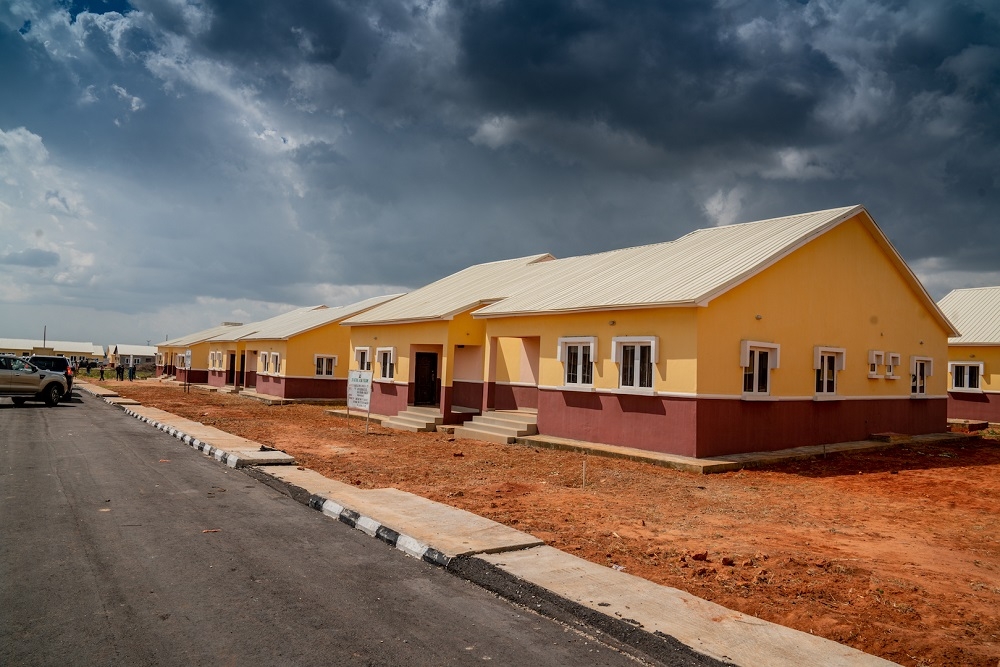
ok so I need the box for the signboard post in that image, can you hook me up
[184,350,192,394]
[347,370,374,434]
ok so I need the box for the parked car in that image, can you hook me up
[28,355,74,389]
[0,356,68,406]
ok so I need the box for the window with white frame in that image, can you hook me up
[376,347,396,380]
[612,336,658,389]
[260,353,269,374]
[741,340,780,395]
[950,361,983,391]
[910,356,933,395]
[270,352,280,376]
[885,352,901,379]
[557,337,596,386]
[355,347,371,371]
[814,347,846,395]
[868,350,884,379]
[315,355,337,376]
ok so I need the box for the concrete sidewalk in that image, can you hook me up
[78,381,897,666]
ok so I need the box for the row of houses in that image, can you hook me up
[0,340,158,367]
[156,205,995,458]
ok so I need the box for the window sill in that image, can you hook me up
[813,394,844,402]
[596,387,655,396]
[532,384,597,394]
[741,394,778,402]
[867,374,883,380]
[374,378,396,384]
[885,375,900,380]
[910,394,932,399]
[949,388,984,394]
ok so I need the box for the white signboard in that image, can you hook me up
[184,350,192,369]
[347,370,373,411]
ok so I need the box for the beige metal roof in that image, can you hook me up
[0,338,105,356]
[474,205,957,339]
[475,206,863,316]
[938,287,1000,344]
[240,294,403,340]
[206,306,324,343]
[342,254,555,325]
[111,344,158,357]
[160,323,245,348]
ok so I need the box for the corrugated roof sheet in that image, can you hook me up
[206,306,325,342]
[938,287,1000,344]
[475,206,864,316]
[0,338,104,355]
[112,344,158,356]
[241,294,403,340]
[342,254,555,325]
[160,323,245,348]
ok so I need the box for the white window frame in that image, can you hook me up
[259,353,269,374]
[376,347,396,381]
[813,346,846,396]
[556,336,597,387]
[949,361,983,393]
[885,352,901,380]
[740,340,780,397]
[910,356,933,395]
[270,352,280,376]
[868,350,884,379]
[314,354,338,377]
[612,336,658,390]
[355,346,371,371]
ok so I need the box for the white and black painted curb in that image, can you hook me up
[118,406,247,468]
[306,493,451,568]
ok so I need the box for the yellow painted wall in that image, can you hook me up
[948,345,1000,392]
[350,320,449,385]
[697,214,951,397]
[279,322,353,378]
[250,341,288,375]
[482,308,699,393]
[348,310,488,386]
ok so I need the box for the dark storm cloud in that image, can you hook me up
[456,0,838,148]
[0,249,60,267]
[1,0,999,345]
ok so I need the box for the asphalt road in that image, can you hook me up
[0,391,667,666]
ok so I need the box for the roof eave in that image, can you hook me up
[472,300,699,319]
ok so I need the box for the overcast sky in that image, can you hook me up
[1,0,998,346]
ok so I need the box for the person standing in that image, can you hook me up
[128,363,135,381]
[99,364,105,381]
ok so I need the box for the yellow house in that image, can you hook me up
[156,323,243,383]
[203,307,325,392]
[348,205,957,457]
[236,295,400,400]
[342,255,554,426]
[937,286,1000,423]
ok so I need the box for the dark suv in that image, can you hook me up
[28,355,74,390]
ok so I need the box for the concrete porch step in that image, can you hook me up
[475,412,538,429]
[453,425,517,445]
[460,420,537,438]
[382,407,445,433]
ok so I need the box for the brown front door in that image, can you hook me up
[414,352,438,406]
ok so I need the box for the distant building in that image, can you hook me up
[109,344,158,367]
[0,338,105,365]
[938,286,1000,423]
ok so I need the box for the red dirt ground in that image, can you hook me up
[100,380,1000,666]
